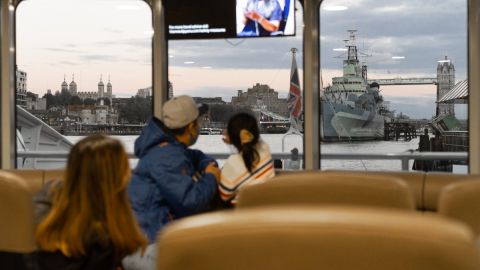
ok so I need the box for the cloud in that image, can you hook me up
[59,60,80,66]
[169,37,303,69]
[103,27,124,34]
[95,38,151,49]
[79,54,119,62]
[319,0,467,78]
[43,47,82,53]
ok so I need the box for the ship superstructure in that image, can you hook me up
[321,30,387,141]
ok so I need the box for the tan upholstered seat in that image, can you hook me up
[0,171,36,252]
[236,172,415,210]
[157,206,479,270]
[43,169,65,185]
[438,180,480,235]
[4,169,44,194]
[324,170,424,209]
[424,173,479,211]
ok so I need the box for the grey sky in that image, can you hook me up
[16,0,467,118]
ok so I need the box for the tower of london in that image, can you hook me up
[61,74,113,102]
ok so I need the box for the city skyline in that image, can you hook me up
[15,0,468,118]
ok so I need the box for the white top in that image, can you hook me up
[219,141,275,203]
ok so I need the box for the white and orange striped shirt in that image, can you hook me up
[219,141,275,204]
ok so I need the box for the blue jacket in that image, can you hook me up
[128,117,218,242]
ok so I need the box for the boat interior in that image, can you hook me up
[1,0,480,269]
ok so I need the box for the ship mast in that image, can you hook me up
[346,29,359,64]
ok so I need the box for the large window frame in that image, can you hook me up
[1,0,479,172]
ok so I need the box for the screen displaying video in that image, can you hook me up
[164,0,295,40]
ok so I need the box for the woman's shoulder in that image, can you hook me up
[257,140,273,156]
[221,153,248,180]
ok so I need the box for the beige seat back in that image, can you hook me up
[424,173,479,211]
[236,172,415,210]
[43,169,65,185]
[4,169,44,194]
[438,180,480,235]
[324,170,424,209]
[0,171,36,252]
[158,206,479,270]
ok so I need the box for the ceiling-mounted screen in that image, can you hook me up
[164,0,295,40]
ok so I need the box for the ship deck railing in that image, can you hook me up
[17,151,468,171]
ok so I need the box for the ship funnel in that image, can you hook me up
[362,65,368,80]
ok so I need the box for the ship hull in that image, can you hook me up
[321,101,385,141]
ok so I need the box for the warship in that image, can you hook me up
[321,30,388,141]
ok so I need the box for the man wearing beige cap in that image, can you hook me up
[127,95,220,244]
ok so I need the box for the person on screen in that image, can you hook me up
[239,0,283,36]
[219,112,275,206]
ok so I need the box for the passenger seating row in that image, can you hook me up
[2,169,64,195]
[157,206,480,270]
[4,168,478,211]
[297,170,480,211]
[1,169,480,269]
[156,171,480,270]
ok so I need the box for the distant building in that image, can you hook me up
[437,56,455,116]
[193,97,226,105]
[16,67,28,108]
[26,93,47,111]
[67,104,118,125]
[168,81,173,99]
[231,83,288,117]
[136,81,173,99]
[137,87,151,98]
[61,74,113,102]
[59,75,117,124]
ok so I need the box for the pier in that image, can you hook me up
[384,122,417,141]
[61,123,145,136]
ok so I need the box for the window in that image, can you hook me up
[319,0,468,172]
[16,0,152,168]
[168,1,304,170]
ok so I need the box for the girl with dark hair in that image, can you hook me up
[219,112,275,205]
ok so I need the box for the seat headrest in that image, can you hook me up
[237,172,415,210]
[439,180,480,235]
[0,171,36,252]
[158,206,479,270]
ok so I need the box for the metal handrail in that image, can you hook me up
[17,151,468,171]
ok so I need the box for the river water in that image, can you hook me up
[68,134,425,171]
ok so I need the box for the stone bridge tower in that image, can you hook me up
[436,56,455,116]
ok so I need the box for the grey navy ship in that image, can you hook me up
[321,30,388,141]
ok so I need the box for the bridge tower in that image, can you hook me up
[436,56,455,116]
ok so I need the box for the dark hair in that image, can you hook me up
[227,112,260,172]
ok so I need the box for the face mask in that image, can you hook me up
[188,127,200,146]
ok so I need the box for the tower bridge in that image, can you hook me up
[367,77,437,85]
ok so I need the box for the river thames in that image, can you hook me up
[68,134,430,171]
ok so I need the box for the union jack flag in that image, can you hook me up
[287,52,302,119]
